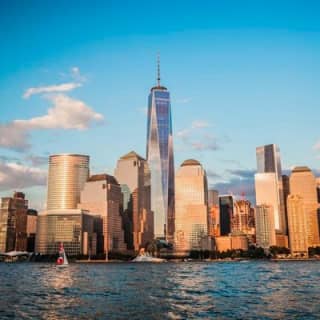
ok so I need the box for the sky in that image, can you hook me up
[1,0,320,208]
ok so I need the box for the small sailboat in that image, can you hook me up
[56,243,69,267]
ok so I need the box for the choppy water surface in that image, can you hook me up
[0,261,320,319]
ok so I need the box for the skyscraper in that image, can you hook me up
[47,154,89,210]
[174,159,208,253]
[255,204,276,251]
[289,166,320,247]
[287,195,308,257]
[256,144,286,234]
[219,195,234,236]
[146,57,175,241]
[115,151,154,251]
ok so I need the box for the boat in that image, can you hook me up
[132,248,166,263]
[56,243,69,267]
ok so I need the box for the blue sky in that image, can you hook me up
[1,0,320,208]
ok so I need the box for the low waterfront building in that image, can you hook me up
[215,233,248,252]
[36,209,102,256]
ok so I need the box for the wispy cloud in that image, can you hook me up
[212,168,256,203]
[176,121,220,152]
[0,161,47,191]
[23,82,82,99]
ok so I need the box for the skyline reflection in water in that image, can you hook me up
[0,261,320,319]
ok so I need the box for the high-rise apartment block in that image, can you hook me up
[115,151,153,251]
[174,160,208,253]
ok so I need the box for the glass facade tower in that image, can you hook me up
[146,63,175,241]
[256,144,286,234]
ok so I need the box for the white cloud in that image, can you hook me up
[191,120,210,129]
[23,82,82,99]
[15,94,103,130]
[0,161,47,191]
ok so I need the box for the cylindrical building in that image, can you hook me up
[47,154,89,210]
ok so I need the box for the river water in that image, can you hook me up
[0,261,319,319]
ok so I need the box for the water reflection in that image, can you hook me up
[0,261,320,319]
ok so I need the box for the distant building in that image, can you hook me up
[26,209,37,252]
[256,144,286,234]
[289,166,320,247]
[36,209,101,256]
[255,204,276,251]
[0,192,28,252]
[219,196,233,236]
[282,174,290,228]
[232,199,251,234]
[146,61,175,241]
[79,174,127,254]
[47,154,89,210]
[114,151,153,251]
[174,159,209,254]
[208,190,219,207]
[287,195,308,257]
[208,189,219,237]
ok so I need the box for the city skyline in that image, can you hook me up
[1,1,320,209]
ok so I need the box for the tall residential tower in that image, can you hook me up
[146,57,175,241]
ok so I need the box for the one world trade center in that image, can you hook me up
[146,57,175,242]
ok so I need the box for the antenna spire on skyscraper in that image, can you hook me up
[157,52,161,86]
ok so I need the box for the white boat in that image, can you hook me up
[56,243,69,267]
[132,248,166,263]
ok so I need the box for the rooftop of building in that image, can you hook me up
[181,159,202,167]
[49,154,89,158]
[150,85,168,92]
[291,166,311,173]
[87,174,119,185]
[120,151,145,161]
